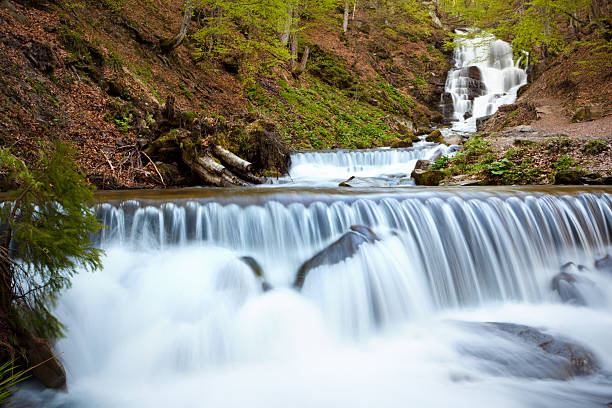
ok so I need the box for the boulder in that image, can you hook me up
[595,255,612,274]
[573,105,603,122]
[426,129,443,143]
[551,272,587,305]
[442,135,462,146]
[440,92,454,121]
[293,226,378,289]
[516,84,530,99]
[17,328,66,389]
[390,138,413,148]
[458,321,599,380]
[412,161,444,185]
[553,170,585,185]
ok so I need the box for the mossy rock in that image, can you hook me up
[553,170,585,185]
[426,129,443,143]
[572,105,603,122]
[391,138,413,148]
[412,169,444,186]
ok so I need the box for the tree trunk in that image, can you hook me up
[212,145,253,173]
[298,45,309,74]
[160,0,194,53]
[280,7,292,45]
[343,0,350,33]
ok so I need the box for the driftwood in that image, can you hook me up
[213,145,252,173]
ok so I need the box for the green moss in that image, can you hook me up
[581,139,607,155]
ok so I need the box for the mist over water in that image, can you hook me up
[18,189,612,408]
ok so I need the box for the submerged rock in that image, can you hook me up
[458,322,599,380]
[293,225,378,289]
[339,176,390,188]
[239,256,272,292]
[595,255,612,274]
[551,272,587,305]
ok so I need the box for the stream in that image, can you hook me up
[17,34,612,408]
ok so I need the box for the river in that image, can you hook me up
[17,34,612,408]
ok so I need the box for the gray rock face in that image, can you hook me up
[294,226,378,289]
[458,322,599,380]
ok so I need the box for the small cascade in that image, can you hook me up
[442,31,527,132]
[283,143,453,186]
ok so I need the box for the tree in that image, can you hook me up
[160,0,196,53]
[0,142,102,341]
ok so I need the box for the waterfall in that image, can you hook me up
[442,32,527,132]
[283,143,454,186]
[17,188,612,408]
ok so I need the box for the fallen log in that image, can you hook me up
[213,145,253,173]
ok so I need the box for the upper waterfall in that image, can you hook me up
[441,31,527,132]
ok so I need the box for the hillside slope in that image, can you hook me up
[0,0,451,189]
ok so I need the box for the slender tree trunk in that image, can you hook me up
[280,7,292,45]
[352,0,357,19]
[298,45,309,74]
[160,0,194,53]
[290,9,299,71]
[343,0,350,33]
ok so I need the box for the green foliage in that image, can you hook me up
[434,136,545,184]
[0,360,30,405]
[581,139,607,155]
[258,78,402,149]
[440,0,598,64]
[105,100,133,132]
[553,154,576,170]
[0,142,102,340]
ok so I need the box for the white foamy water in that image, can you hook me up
[281,143,454,187]
[444,31,527,132]
[17,189,612,407]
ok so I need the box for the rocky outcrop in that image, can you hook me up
[293,225,379,289]
[458,321,599,380]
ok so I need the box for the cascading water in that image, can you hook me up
[442,31,527,132]
[281,142,454,186]
[17,187,612,408]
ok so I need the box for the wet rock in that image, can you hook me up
[440,92,454,121]
[17,328,66,389]
[294,226,378,289]
[426,129,443,143]
[475,114,492,131]
[339,176,389,188]
[412,161,444,186]
[239,256,272,292]
[573,105,603,122]
[551,272,586,305]
[390,138,413,148]
[595,255,612,274]
[552,170,586,185]
[458,322,599,380]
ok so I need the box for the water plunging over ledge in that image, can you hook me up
[442,31,527,133]
[17,187,612,408]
